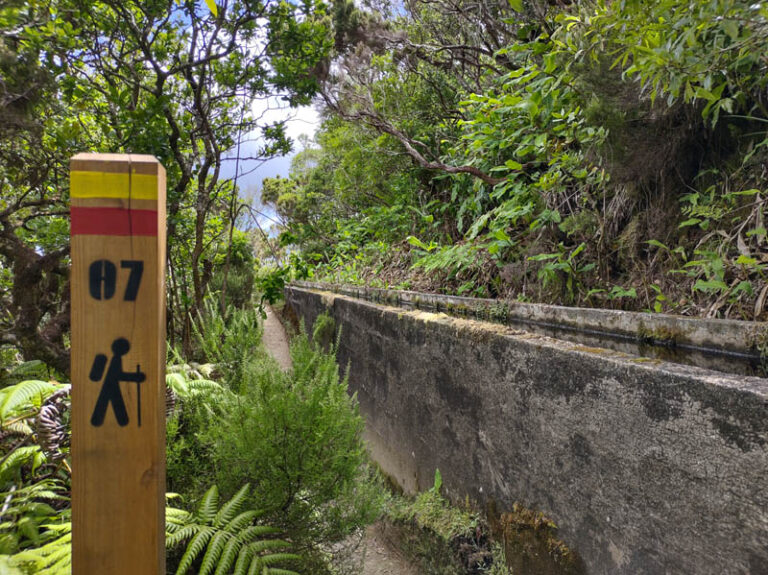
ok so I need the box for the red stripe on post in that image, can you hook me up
[71,206,158,236]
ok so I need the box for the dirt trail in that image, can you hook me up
[351,523,420,575]
[260,304,417,575]
[262,303,292,370]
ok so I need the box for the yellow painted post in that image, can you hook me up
[70,154,166,574]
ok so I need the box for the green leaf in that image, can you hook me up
[528,253,559,262]
[693,279,728,293]
[205,0,218,17]
[732,281,753,296]
[646,239,668,250]
[493,229,510,242]
[570,243,586,259]
[432,468,442,492]
[722,19,739,41]
[731,189,760,196]
[735,255,757,266]
[609,286,636,299]
[508,0,523,13]
[406,236,428,251]
[679,218,702,229]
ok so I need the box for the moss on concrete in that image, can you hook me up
[487,501,586,575]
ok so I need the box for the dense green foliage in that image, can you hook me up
[166,484,300,575]
[2,0,766,572]
[0,376,70,557]
[168,309,383,569]
[0,0,331,368]
[269,0,768,320]
[2,311,379,573]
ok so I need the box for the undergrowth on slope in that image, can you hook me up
[167,306,383,573]
[265,0,768,321]
[381,470,584,575]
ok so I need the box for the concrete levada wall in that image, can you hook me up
[285,285,768,575]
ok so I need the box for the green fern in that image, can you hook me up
[9,521,71,575]
[166,484,300,575]
[0,446,45,485]
[166,373,223,399]
[192,298,265,388]
[0,480,68,554]
[198,485,221,523]
[0,361,50,387]
[167,346,217,380]
[0,380,65,422]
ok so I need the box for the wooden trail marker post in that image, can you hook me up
[70,154,166,574]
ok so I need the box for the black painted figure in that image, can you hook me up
[89,338,145,427]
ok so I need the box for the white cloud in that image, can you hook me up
[220,100,321,197]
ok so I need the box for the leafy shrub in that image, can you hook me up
[255,265,291,305]
[202,327,382,549]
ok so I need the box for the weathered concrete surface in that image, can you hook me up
[293,281,766,365]
[286,285,768,575]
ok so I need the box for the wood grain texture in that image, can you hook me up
[70,154,166,575]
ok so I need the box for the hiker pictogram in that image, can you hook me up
[89,338,146,427]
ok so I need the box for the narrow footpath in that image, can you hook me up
[260,304,418,575]
[262,303,292,371]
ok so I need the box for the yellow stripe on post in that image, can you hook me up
[70,171,159,200]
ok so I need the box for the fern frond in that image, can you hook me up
[247,556,263,575]
[185,379,223,395]
[265,569,301,575]
[7,360,46,378]
[1,445,43,482]
[19,489,66,502]
[214,483,250,528]
[197,485,219,523]
[0,381,62,420]
[166,525,200,547]
[232,543,255,575]
[213,534,244,575]
[261,553,301,566]
[11,525,71,574]
[18,501,57,517]
[199,530,232,575]
[176,526,214,574]
[234,525,280,543]
[166,507,193,524]
[195,363,217,379]
[3,421,32,436]
[36,543,71,572]
[222,510,258,534]
[244,539,292,555]
[2,478,67,506]
[166,373,189,395]
[171,483,303,575]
